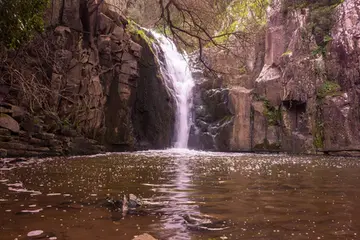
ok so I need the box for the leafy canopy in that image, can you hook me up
[0,0,49,49]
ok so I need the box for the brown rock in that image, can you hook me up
[0,107,12,115]
[323,93,360,151]
[10,105,26,119]
[112,26,125,40]
[229,87,253,151]
[61,0,81,30]
[0,104,25,120]
[29,138,44,145]
[252,101,267,148]
[0,128,10,136]
[132,233,157,240]
[129,40,142,57]
[0,135,12,142]
[0,142,28,150]
[0,114,20,133]
[255,65,282,106]
[89,76,103,96]
[33,133,55,140]
[0,148,7,157]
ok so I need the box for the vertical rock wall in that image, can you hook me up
[0,0,175,157]
[191,0,360,155]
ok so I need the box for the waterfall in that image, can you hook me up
[150,31,195,149]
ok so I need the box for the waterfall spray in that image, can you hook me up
[150,31,195,149]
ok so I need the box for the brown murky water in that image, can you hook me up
[0,150,360,240]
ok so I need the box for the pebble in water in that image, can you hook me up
[27,230,44,237]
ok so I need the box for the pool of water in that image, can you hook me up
[0,150,360,240]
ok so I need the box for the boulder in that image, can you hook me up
[132,234,157,240]
[0,114,20,133]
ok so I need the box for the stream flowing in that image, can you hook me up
[1,152,360,240]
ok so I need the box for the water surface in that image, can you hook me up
[0,150,359,240]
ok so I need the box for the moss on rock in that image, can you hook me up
[126,20,155,47]
[316,81,341,99]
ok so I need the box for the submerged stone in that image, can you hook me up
[132,233,157,240]
[27,230,44,237]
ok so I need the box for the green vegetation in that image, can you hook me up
[254,94,282,126]
[281,50,293,57]
[221,115,233,122]
[0,0,49,49]
[239,66,247,74]
[309,5,339,47]
[126,20,155,46]
[313,116,324,149]
[313,80,340,149]
[263,100,282,126]
[316,81,341,99]
[213,21,238,45]
[228,0,269,26]
[212,0,270,45]
[313,125,324,148]
[311,45,326,56]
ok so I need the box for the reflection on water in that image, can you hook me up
[0,150,360,240]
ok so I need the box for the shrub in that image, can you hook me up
[0,0,49,49]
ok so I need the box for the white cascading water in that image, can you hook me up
[150,31,195,149]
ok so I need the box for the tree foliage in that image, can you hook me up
[154,0,268,70]
[0,0,49,49]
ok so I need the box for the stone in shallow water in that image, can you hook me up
[132,233,157,240]
[27,230,44,237]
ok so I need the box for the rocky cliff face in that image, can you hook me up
[0,0,175,157]
[191,0,360,155]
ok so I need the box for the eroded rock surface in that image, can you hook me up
[0,0,175,157]
[191,0,360,155]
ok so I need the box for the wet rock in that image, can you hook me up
[189,66,234,151]
[101,198,123,211]
[132,233,157,240]
[131,34,176,149]
[0,114,20,133]
[128,193,142,208]
[26,230,56,239]
[182,214,228,232]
